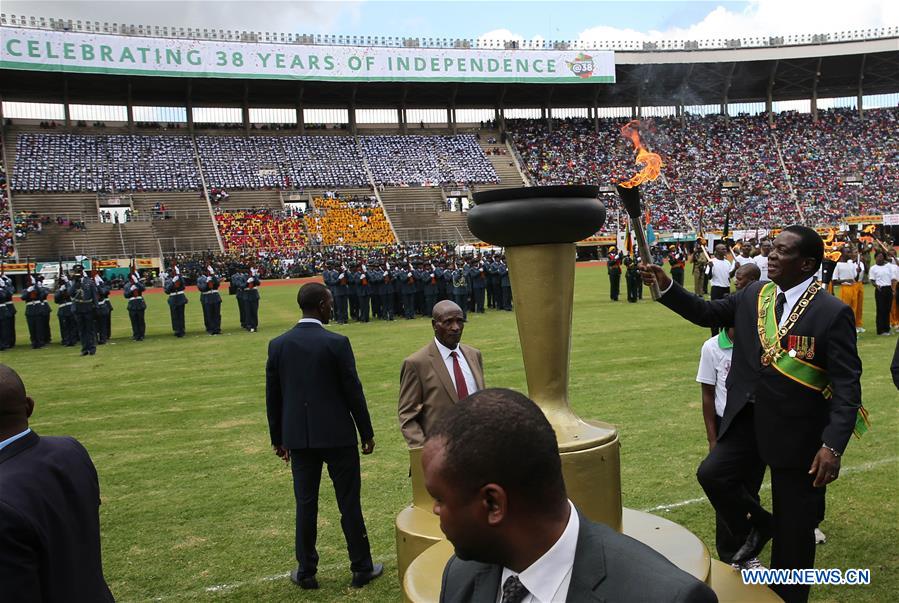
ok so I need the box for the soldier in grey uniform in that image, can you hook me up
[94,272,113,345]
[54,272,78,347]
[241,267,261,332]
[0,271,15,350]
[447,260,470,320]
[70,266,99,355]
[163,266,188,337]
[197,265,222,335]
[124,269,147,341]
[230,269,248,329]
[22,273,51,349]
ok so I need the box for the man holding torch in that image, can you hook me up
[638,226,863,603]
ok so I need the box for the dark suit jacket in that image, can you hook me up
[440,511,717,603]
[266,322,374,449]
[660,281,862,468]
[0,431,114,602]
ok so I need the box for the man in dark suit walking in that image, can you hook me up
[0,364,114,602]
[640,225,863,603]
[425,388,716,603]
[265,282,383,591]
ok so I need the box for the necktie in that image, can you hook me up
[774,292,787,327]
[501,575,529,603]
[449,351,469,400]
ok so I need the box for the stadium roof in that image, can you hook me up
[2,36,897,111]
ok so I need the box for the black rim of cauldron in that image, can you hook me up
[473,185,600,205]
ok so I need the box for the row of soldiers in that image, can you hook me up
[606,245,689,303]
[321,253,512,323]
[0,264,263,355]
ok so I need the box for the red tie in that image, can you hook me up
[450,351,469,400]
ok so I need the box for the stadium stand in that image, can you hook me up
[3,105,897,258]
[196,134,369,189]
[360,134,498,186]
[1,162,14,258]
[777,108,899,225]
[215,208,308,253]
[305,194,396,246]
[509,108,899,231]
[12,133,201,192]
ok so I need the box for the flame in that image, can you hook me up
[618,120,663,189]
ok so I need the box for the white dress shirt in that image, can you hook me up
[752,254,769,281]
[708,258,734,287]
[834,261,860,283]
[298,317,323,325]
[868,263,895,288]
[497,500,580,603]
[434,337,478,396]
[775,275,815,329]
[734,255,754,268]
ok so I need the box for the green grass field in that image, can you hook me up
[3,265,897,602]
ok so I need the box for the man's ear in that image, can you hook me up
[25,396,35,419]
[480,483,508,527]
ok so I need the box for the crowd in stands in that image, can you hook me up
[360,135,498,186]
[197,135,369,189]
[13,133,201,193]
[777,108,899,225]
[305,194,395,246]
[1,164,13,257]
[215,208,309,253]
[14,212,48,240]
[510,107,899,232]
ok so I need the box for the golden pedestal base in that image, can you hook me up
[403,509,781,602]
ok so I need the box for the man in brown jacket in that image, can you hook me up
[398,300,485,448]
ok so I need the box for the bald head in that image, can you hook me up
[734,263,761,291]
[432,301,465,349]
[0,364,33,434]
[432,300,462,320]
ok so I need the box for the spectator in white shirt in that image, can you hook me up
[868,252,896,335]
[752,240,771,281]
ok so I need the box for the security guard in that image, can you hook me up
[355,263,372,323]
[448,261,470,319]
[400,262,418,319]
[420,261,441,317]
[624,255,641,303]
[497,255,512,311]
[469,256,488,314]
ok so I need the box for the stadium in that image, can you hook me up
[0,9,897,603]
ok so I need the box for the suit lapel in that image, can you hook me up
[0,430,39,466]
[460,345,485,391]
[470,564,502,603]
[428,341,459,402]
[566,512,607,602]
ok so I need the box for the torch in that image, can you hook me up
[615,120,663,300]
[617,185,661,300]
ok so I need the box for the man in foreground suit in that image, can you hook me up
[424,388,717,603]
[398,300,485,448]
[640,225,862,603]
[265,282,382,590]
[0,364,114,602]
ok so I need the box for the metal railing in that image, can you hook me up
[2,14,897,52]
